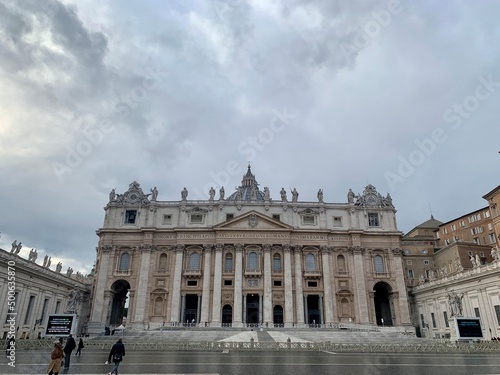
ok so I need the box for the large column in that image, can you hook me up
[303,295,308,324]
[319,296,324,325]
[170,245,184,324]
[321,246,334,325]
[211,244,223,326]
[132,245,153,329]
[263,244,272,325]
[88,245,112,334]
[294,245,305,326]
[352,247,370,324]
[200,244,213,325]
[283,245,294,328]
[259,293,263,324]
[197,295,201,324]
[180,295,186,324]
[233,244,244,327]
[391,248,412,325]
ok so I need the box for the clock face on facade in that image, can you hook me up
[365,194,377,205]
[127,192,139,202]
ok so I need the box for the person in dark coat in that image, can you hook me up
[106,338,125,375]
[75,338,84,356]
[63,334,76,369]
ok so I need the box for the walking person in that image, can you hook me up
[63,334,76,369]
[47,341,64,375]
[75,338,84,356]
[105,338,125,375]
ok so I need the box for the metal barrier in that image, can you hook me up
[13,338,500,353]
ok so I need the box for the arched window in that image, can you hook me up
[341,297,350,316]
[189,252,200,270]
[374,255,384,273]
[158,253,168,272]
[248,252,258,270]
[305,253,315,270]
[119,253,129,271]
[273,253,281,272]
[337,254,346,272]
[224,253,233,272]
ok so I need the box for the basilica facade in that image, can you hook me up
[88,167,411,333]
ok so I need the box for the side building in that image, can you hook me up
[88,167,412,333]
[0,248,91,339]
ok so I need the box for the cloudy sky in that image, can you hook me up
[1,0,499,274]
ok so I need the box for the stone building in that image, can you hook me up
[88,167,412,333]
[0,248,91,339]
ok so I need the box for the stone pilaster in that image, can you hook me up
[321,246,334,324]
[263,244,272,324]
[88,245,112,334]
[132,245,153,329]
[294,245,305,326]
[211,244,223,326]
[391,248,412,325]
[233,244,243,327]
[352,247,370,324]
[283,245,294,327]
[200,244,213,325]
[169,245,184,324]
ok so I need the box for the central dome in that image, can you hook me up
[226,165,266,202]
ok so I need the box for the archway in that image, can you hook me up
[273,305,284,326]
[222,304,232,325]
[110,280,130,326]
[373,282,393,326]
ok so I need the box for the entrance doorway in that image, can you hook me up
[109,280,130,325]
[273,305,284,326]
[222,304,232,325]
[183,294,198,325]
[306,295,321,325]
[374,282,393,326]
[246,294,260,325]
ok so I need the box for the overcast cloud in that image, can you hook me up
[0,0,499,274]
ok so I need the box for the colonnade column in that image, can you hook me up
[352,247,370,324]
[294,245,305,326]
[211,244,223,326]
[263,244,272,325]
[321,246,333,325]
[170,245,184,324]
[283,245,294,327]
[200,244,213,325]
[233,244,243,327]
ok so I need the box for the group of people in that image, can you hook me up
[46,335,124,375]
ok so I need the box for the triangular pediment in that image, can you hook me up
[214,210,293,230]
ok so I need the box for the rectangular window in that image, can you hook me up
[272,214,280,221]
[460,220,465,227]
[485,210,491,218]
[190,214,203,223]
[226,213,234,220]
[163,214,172,224]
[474,307,480,318]
[431,312,436,328]
[408,269,414,278]
[493,205,498,217]
[223,279,232,286]
[125,210,137,224]
[55,301,61,314]
[368,213,379,227]
[489,233,496,243]
[302,215,315,225]
[24,296,36,325]
[488,223,493,230]
[423,260,430,265]
[273,280,282,287]
[473,238,479,244]
[40,298,49,323]
[421,249,428,255]
[420,313,425,327]
[187,280,198,286]
[333,216,342,227]
[307,281,317,288]
[443,311,449,327]
[451,224,456,231]
[494,305,500,325]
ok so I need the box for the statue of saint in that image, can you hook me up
[219,186,225,200]
[280,188,287,202]
[10,240,17,253]
[209,187,215,201]
[291,188,298,203]
[43,255,49,267]
[347,189,355,204]
[181,187,188,200]
[150,187,158,201]
[317,189,324,203]
[264,187,270,201]
[46,256,51,268]
[56,262,62,273]
[66,267,74,277]
[109,189,116,202]
[66,289,82,313]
